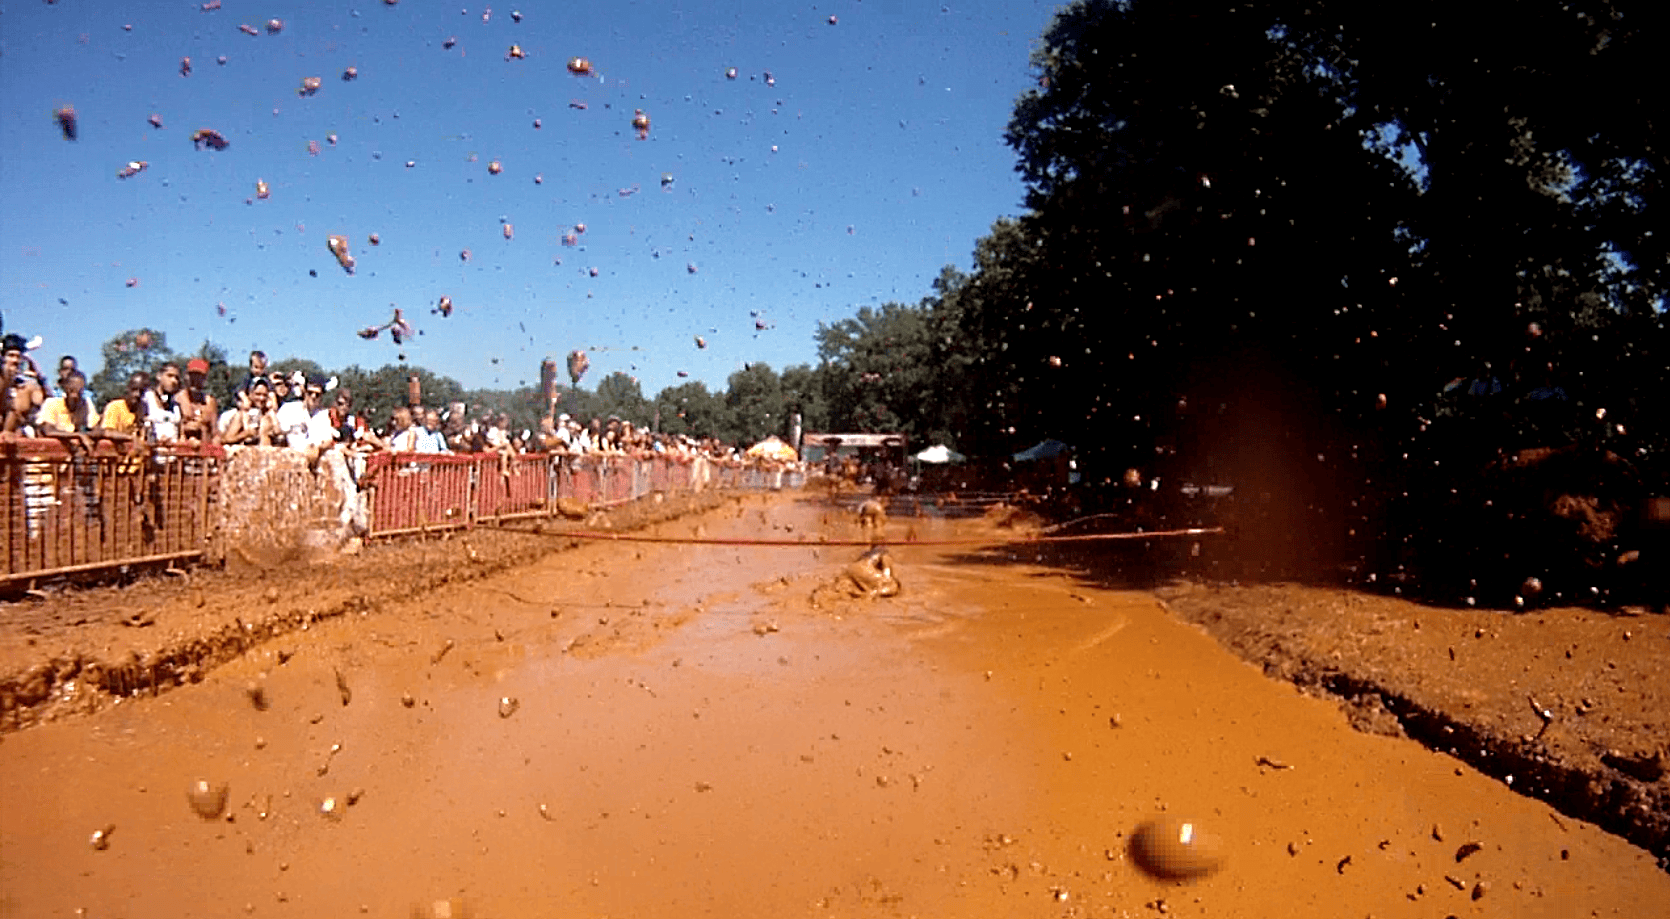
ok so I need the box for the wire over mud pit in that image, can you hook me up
[501,525,1224,548]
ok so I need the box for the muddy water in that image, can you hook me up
[1,493,1664,918]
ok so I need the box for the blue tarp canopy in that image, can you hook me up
[1011,439,1071,462]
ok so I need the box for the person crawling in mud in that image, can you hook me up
[857,497,888,540]
[844,546,900,598]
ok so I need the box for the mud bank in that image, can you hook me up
[1155,580,1670,870]
[0,490,736,734]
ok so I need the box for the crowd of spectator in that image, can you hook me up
[4,341,752,466]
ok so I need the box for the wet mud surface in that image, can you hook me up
[2,491,1668,917]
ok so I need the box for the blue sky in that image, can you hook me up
[2,0,1055,396]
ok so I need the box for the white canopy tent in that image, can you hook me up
[913,444,966,464]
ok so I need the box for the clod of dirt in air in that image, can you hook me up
[533,117,542,129]
[89,824,116,851]
[460,248,472,262]
[125,278,140,289]
[266,18,283,33]
[725,66,738,80]
[401,692,416,708]
[256,179,270,199]
[443,37,458,50]
[343,66,359,81]
[406,160,416,168]
[488,160,504,175]
[1048,355,1062,368]
[245,680,269,710]
[1254,754,1291,770]
[538,803,553,820]
[569,100,588,110]
[188,780,230,820]
[1128,816,1224,881]
[534,173,543,184]
[180,57,193,77]
[191,128,229,150]
[435,296,453,317]
[631,109,650,139]
[764,70,775,86]
[588,266,599,277]
[148,113,164,129]
[54,105,78,140]
[1454,841,1482,862]
[319,796,344,820]
[828,15,838,24]
[217,55,228,65]
[567,57,592,75]
[431,638,456,664]
[298,76,323,97]
[561,232,577,246]
[240,24,259,36]
[334,669,352,706]
[574,222,588,234]
[506,44,525,60]
[369,232,381,246]
[565,349,593,384]
[661,173,675,188]
[694,336,706,349]
[498,697,520,719]
[308,140,322,156]
[503,223,514,240]
[117,161,148,179]
[327,235,356,274]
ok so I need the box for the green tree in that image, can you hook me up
[653,381,724,438]
[593,372,651,425]
[90,328,171,406]
[721,363,786,444]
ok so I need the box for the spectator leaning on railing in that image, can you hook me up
[36,369,99,450]
[143,362,183,444]
[178,358,219,446]
[2,334,46,435]
[220,378,279,446]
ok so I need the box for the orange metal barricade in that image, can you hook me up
[2,439,220,584]
[6,439,803,581]
[362,452,476,536]
[476,453,553,522]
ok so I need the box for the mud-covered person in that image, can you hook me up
[1,334,45,434]
[176,358,219,446]
[858,496,888,539]
[304,387,375,538]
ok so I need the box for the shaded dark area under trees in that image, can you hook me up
[811,0,1667,604]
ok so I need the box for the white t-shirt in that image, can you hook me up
[142,390,181,443]
[274,400,313,450]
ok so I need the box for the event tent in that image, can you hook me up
[913,444,966,464]
[744,435,798,461]
[1011,439,1071,462]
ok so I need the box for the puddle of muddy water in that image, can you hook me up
[1,492,1665,918]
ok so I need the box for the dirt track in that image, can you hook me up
[1,490,1667,917]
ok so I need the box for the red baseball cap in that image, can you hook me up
[186,358,210,374]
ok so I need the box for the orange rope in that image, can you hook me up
[507,526,1224,547]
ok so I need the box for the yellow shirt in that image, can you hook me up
[100,399,140,434]
[39,396,97,433]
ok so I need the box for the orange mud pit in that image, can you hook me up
[2,493,1664,917]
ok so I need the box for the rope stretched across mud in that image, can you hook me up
[508,525,1225,548]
